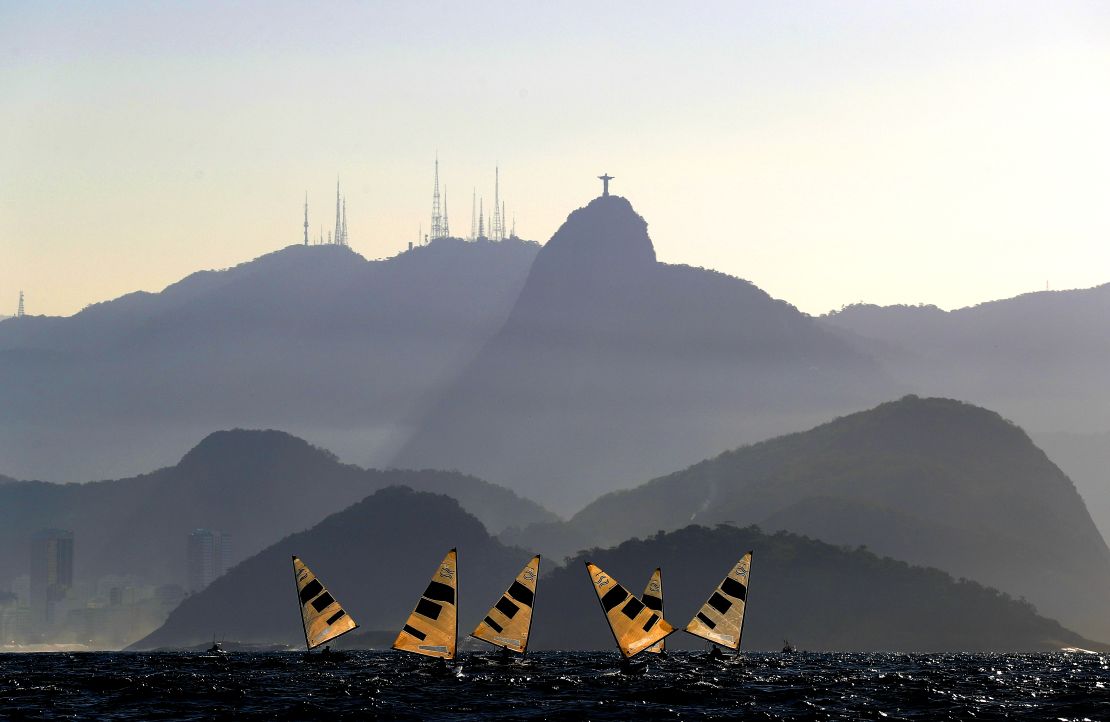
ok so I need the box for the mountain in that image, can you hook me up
[396,195,893,512]
[136,497,1100,652]
[503,396,1110,641]
[821,287,1110,538]
[528,525,1100,653]
[130,486,529,649]
[822,286,1110,432]
[0,238,539,482]
[0,429,555,588]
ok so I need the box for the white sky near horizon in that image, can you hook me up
[2,1,1109,318]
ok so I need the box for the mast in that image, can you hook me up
[334,178,341,245]
[303,192,309,245]
[470,188,477,241]
[341,197,348,246]
[735,551,752,655]
[292,557,310,650]
[522,555,540,656]
[430,154,443,240]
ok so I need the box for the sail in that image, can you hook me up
[685,551,752,650]
[291,556,359,650]
[585,562,675,659]
[393,549,458,659]
[641,568,665,654]
[470,555,540,654]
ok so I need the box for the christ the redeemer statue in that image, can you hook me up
[598,173,614,197]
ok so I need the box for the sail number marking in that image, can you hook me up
[594,572,610,588]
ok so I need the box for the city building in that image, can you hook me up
[30,529,74,626]
[186,529,230,593]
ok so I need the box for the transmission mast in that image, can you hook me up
[470,188,477,241]
[430,155,444,240]
[16,290,25,318]
[303,192,309,245]
[341,197,348,246]
[490,166,504,241]
[334,178,342,245]
[443,187,450,238]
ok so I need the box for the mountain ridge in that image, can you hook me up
[130,486,530,650]
[0,428,555,589]
[134,489,1102,653]
[500,395,1110,640]
[0,238,540,482]
[396,195,895,511]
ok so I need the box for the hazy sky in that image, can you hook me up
[3,1,1109,317]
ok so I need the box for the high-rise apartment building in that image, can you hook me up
[186,529,230,593]
[30,529,74,626]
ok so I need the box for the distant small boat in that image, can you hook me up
[640,568,666,657]
[470,555,540,660]
[584,561,675,672]
[685,551,752,661]
[393,548,459,666]
[782,639,796,653]
[199,635,228,659]
[292,555,359,657]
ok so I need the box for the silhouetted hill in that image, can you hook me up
[503,396,1110,640]
[528,525,1101,652]
[823,287,1110,431]
[0,238,539,482]
[822,287,1110,538]
[396,195,893,512]
[130,487,529,649]
[0,429,555,588]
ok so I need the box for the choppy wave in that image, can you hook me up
[1,651,1107,720]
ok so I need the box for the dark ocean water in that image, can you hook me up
[1,651,1107,721]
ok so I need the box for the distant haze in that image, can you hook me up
[3,2,1110,317]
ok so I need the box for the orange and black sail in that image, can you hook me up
[585,562,675,659]
[685,551,752,650]
[641,568,665,654]
[292,556,359,650]
[471,555,540,654]
[393,549,458,660]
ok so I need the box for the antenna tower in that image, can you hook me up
[430,155,444,240]
[16,291,25,318]
[490,166,504,241]
[303,193,309,245]
[478,197,485,239]
[443,187,450,238]
[470,189,477,241]
[341,197,348,246]
[334,178,342,245]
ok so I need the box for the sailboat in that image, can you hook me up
[393,548,458,665]
[470,555,540,660]
[292,555,359,657]
[585,561,675,672]
[640,568,666,657]
[685,551,752,662]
